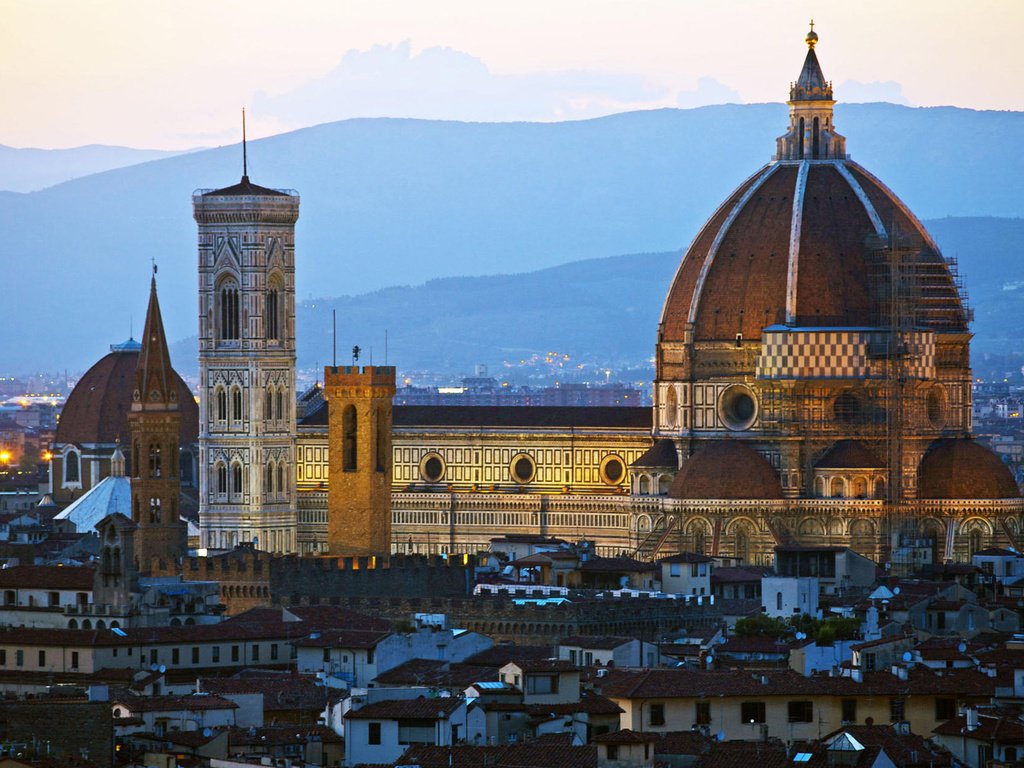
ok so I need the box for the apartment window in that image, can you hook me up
[841,698,857,723]
[231,645,239,662]
[368,722,381,745]
[172,648,180,665]
[890,697,906,722]
[788,701,813,723]
[366,648,374,664]
[38,650,45,667]
[569,650,577,664]
[649,702,666,726]
[15,650,23,667]
[323,648,331,663]
[607,745,619,761]
[71,651,79,669]
[670,563,681,577]
[695,701,711,726]
[149,649,157,665]
[863,653,876,671]
[192,647,200,665]
[252,644,260,662]
[212,646,220,663]
[527,675,558,695]
[935,698,957,721]
[741,702,766,724]
[0,650,6,666]
[48,592,59,607]
[271,643,279,661]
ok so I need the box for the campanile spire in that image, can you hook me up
[775,23,847,161]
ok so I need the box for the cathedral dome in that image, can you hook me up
[657,35,968,346]
[668,441,784,500]
[918,439,1020,500]
[56,343,198,446]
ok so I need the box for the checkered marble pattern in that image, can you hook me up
[756,328,935,380]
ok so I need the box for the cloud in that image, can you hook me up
[836,80,911,105]
[675,76,741,109]
[253,41,668,125]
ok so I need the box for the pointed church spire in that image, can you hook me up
[775,23,846,161]
[132,268,178,411]
[242,107,248,182]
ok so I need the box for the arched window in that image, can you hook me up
[798,116,805,159]
[970,528,983,557]
[265,462,274,497]
[277,461,285,499]
[830,477,845,498]
[232,388,243,421]
[343,405,357,471]
[133,441,140,477]
[376,406,387,472]
[735,530,749,563]
[64,450,80,484]
[216,463,227,496]
[148,443,161,478]
[149,497,161,523]
[812,116,820,158]
[265,387,273,423]
[276,388,284,421]
[266,288,279,340]
[665,387,678,429]
[232,463,243,497]
[219,279,240,341]
[216,387,227,422]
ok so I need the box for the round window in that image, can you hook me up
[926,386,947,429]
[833,391,863,424]
[601,456,625,485]
[718,385,758,431]
[510,454,536,484]
[418,453,445,483]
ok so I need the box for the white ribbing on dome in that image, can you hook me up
[687,163,781,325]
[834,162,887,237]
[845,161,944,256]
[785,160,810,325]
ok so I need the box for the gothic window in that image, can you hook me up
[266,288,279,340]
[216,463,227,496]
[266,462,274,497]
[343,405,357,471]
[276,388,284,421]
[376,406,387,472]
[149,497,161,523]
[277,461,286,498]
[231,463,243,498]
[149,443,162,478]
[218,279,240,342]
[812,116,820,158]
[231,387,243,422]
[216,387,227,422]
[665,387,678,429]
[64,450,80,484]
[265,387,273,423]
[798,116,805,159]
[133,441,140,477]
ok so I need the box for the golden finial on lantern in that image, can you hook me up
[806,19,818,48]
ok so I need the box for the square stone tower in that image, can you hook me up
[323,365,396,556]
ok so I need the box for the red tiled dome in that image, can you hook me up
[918,439,1020,500]
[56,347,198,446]
[815,440,884,469]
[668,441,783,500]
[658,161,968,344]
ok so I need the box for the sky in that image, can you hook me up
[2,0,1022,150]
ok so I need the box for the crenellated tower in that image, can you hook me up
[129,274,187,572]
[193,168,300,553]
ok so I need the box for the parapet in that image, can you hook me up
[323,366,396,390]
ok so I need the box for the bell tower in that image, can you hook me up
[323,365,396,556]
[129,273,186,573]
[193,157,301,553]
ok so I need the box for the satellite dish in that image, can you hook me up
[958,642,967,653]
[795,632,805,640]
[893,586,901,595]
[902,651,913,663]
[202,728,212,738]
[158,665,166,674]
[716,731,725,742]
[705,655,714,667]
[150,664,158,672]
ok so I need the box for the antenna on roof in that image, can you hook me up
[242,108,248,180]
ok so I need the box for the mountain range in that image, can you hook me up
[0,144,187,193]
[5,103,1024,374]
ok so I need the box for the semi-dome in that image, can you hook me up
[658,33,968,345]
[56,342,198,446]
[815,440,883,470]
[918,439,1020,500]
[668,441,784,500]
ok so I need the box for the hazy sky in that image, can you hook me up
[3,0,1022,149]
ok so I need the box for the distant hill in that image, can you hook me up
[163,216,1024,379]
[7,104,1024,373]
[0,143,187,193]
